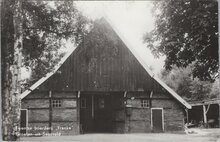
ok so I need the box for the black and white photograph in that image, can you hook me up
[1,0,220,141]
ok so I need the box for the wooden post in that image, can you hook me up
[77,91,80,133]
[92,95,94,120]
[123,91,128,133]
[185,108,189,125]
[49,91,52,133]
[150,91,153,108]
[203,104,210,127]
[218,104,220,128]
[203,105,207,124]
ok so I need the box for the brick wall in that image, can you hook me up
[21,91,79,136]
[124,92,185,133]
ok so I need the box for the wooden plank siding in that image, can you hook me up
[36,19,163,93]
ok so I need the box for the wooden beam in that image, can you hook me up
[123,91,127,98]
[76,91,80,133]
[92,95,94,119]
[190,99,220,106]
[29,120,78,123]
[23,97,77,100]
[218,104,220,128]
[150,91,153,108]
[185,108,189,125]
[28,108,49,110]
[203,104,210,126]
[77,91,80,98]
[27,107,77,110]
[49,91,52,133]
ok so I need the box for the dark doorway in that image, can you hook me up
[80,93,114,133]
[94,95,113,132]
[151,108,164,132]
[20,109,27,134]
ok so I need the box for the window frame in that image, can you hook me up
[141,99,150,108]
[52,99,62,108]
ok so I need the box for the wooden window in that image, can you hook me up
[52,100,61,108]
[81,98,86,108]
[141,99,150,108]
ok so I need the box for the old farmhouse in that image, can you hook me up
[19,18,191,136]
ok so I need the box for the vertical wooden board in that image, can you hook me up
[119,43,124,90]
[73,49,77,90]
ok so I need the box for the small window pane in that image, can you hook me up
[141,99,149,108]
[52,100,61,108]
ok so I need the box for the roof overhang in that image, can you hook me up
[189,99,220,106]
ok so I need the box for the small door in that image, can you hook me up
[151,108,164,132]
[80,95,94,133]
[20,109,27,134]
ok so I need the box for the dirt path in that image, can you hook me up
[20,128,220,142]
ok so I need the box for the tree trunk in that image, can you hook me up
[2,0,23,140]
[203,105,207,124]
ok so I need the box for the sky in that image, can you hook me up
[75,1,165,74]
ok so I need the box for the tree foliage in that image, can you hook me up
[160,65,219,101]
[144,0,218,81]
[2,1,91,88]
[1,0,90,140]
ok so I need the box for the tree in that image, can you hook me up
[21,1,91,85]
[1,0,90,140]
[160,65,218,101]
[144,0,218,81]
[1,0,23,140]
[210,79,220,99]
[160,66,192,100]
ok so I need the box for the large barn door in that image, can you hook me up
[20,109,28,134]
[80,93,113,133]
[151,108,164,132]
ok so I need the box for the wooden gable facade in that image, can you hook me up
[20,18,191,136]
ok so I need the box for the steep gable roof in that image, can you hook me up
[19,17,191,109]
